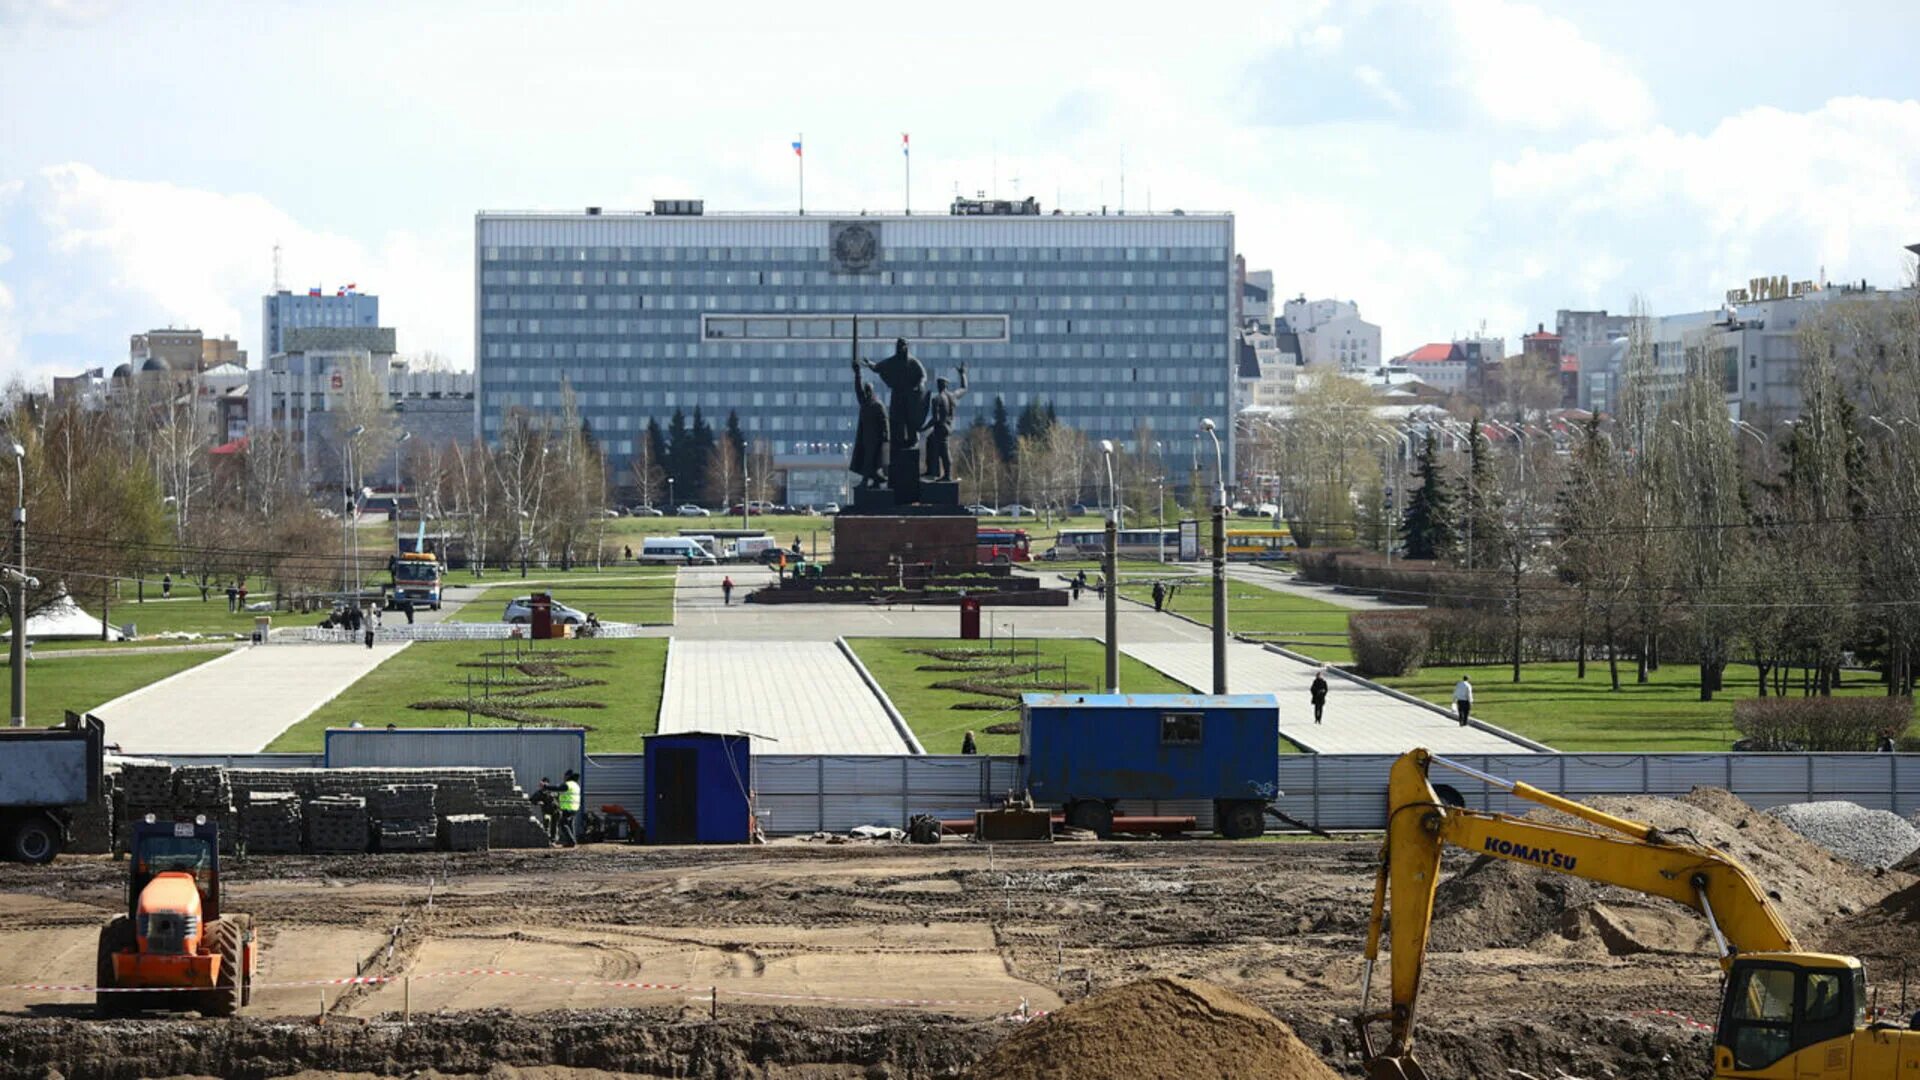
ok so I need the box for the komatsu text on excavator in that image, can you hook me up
[1357,749,1920,1079]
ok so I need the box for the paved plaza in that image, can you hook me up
[657,639,911,754]
[1119,641,1532,754]
[87,583,479,754]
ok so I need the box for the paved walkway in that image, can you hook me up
[1119,641,1530,754]
[89,583,479,754]
[675,564,778,612]
[1225,563,1418,611]
[658,639,909,754]
[91,639,413,753]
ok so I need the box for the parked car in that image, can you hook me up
[502,596,590,625]
[966,503,997,516]
[676,504,712,517]
[1001,503,1031,518]
[1069,503,1091,516]
[822,502,841,515]
[595,508,622,518]
[626,505,665,517]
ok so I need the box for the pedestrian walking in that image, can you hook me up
[225,584,237,613]
[722,575,735,605]
[400,597,415,624]
[1070,574,1084,602]
[623,545,634,562]
[960,730,978,755]
[162,573,173,600]
[1879,728,1898,753]
[1151,579,1167,612]
[237,582,248,610]
[1310,667,1329,724]
[363,608,376,650]
[1452,674,1474,727]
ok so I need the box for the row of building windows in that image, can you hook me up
[484,364,1225,386]
[702,315,1007,341]
[481,245,1229,264]
[485,388,1218,413]
[483,340,1226,362]
[483,292,1227,315]
[481,268,1226,288]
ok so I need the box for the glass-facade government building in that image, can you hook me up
[474,199,1235,503]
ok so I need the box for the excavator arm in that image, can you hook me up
[1357,750,1801,1079]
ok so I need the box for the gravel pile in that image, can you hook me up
[1767,801,1920,870]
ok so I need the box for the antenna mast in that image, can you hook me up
[272,242,283,292]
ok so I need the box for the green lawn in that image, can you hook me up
[447,570,677,626]
[1110,574,1356,664]
[849,636,1208,755]
[269,637,669,753]
[79,583,276,639]
[1375,661,1899,752]
[9,650,223,727]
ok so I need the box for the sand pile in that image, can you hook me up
[968,977,1339,1080]
[1428,787,1899,956]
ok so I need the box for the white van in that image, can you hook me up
[638,536,718,564]
[733,536,777,562]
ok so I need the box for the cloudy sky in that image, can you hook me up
[2,0,1917,384]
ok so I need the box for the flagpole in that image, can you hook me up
[797,132,805,216]
[904,135,911,215]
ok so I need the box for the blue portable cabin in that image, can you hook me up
[1019,693,1280,839]
[642,732,753,844]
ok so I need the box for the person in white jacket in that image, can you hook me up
[1452,675,1473,727]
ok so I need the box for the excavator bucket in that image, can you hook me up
[1366,1057,1431,1080]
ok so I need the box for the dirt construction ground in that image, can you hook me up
[1,789,1915,1079]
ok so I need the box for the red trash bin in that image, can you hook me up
[531,592,554,640]
[959,596,981,640]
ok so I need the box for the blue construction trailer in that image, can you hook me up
[1020,693,1280,838]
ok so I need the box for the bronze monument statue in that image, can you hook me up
[920,364,970,481]
[861,338,930,451]
[849,360,889,489]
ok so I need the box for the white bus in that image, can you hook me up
[1048,528,1179,560]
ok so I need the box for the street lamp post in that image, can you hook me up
[742,463,751,531]
[1099,439,1119,694]
[393,430,412,504]
[344,425,365,600]
[1201,418,1227,694]
[8,441,24,727]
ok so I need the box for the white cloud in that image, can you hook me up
[1352,65,1407,113]
[1484,96,1920,318]
[28,163,470,368]
[1443,0,1655,133]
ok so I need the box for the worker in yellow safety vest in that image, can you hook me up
[554,769,581,847]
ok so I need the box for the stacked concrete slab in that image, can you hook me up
[305,795,369,853]
[437,814,490,852]
[372,784,437,852]
[242,791,303,854]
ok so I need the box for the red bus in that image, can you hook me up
[977,528,1031,565]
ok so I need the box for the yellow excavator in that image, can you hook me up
[1357,749,1920,1079]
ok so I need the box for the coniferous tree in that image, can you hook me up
[688,407,716,504]
[724,409,746,465]
[1400,431,1456,560]
[1459,417,1504,569]
[665,408,690,502]
[990,396,1018,462]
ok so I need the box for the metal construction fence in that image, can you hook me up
[147,749,1919,836]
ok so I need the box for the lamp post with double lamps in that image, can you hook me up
[6,440,29,727]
